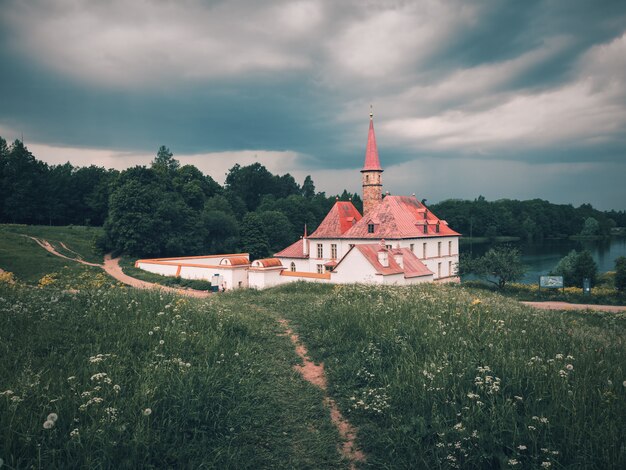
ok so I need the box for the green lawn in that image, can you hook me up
[0,225,106,285]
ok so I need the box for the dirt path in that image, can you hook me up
[277,318,365,469]
[102,255,211,298]
[521,301,626,313]
[27,236,210,298]
[28,236,101,267]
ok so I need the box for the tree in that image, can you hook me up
[301,175,315,198]
[257,210,295,253]
[615,257,626,292]
[571,250,597,287]
[579,217,600,237]
[462,245,526,289]
[552,249,597,287]
[202,209,239,254]
[151,146,179,173]
[239,212,270,260]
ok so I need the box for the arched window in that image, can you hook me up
[290,262,296,272]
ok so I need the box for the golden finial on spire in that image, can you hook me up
[369,104,373,120]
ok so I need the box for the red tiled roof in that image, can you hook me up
[309,201,362,238]
[220,256,250,266]
[342,195,461,239]
[253,258,284,268]
[392,248,434,278]
[362,117,382,172]
[274,238,308,259]
[342,244,433,278]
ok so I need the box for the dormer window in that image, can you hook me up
[368,223,375,233]
[436,222,440,233]
[424,224,428,234]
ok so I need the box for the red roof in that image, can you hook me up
[220,256,250,266]
[274,238,308,259]
[342,195,461,239]
[309,201,362,239]
[344,244,432,277]
[361,117,382,172]
[253,258,284,268]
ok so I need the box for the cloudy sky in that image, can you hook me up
[1,0,625,209]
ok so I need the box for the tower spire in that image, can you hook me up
[361,108,384,217]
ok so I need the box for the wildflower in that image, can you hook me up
[234,352,239,357]
[566,364,574,371]
[47,413,58,423]
[518,445,527,451]
[43,420,55,429]
[70,428,79,438]
[514,396,523,401]
[623,380,626,388]
[528,425,536,431]
[555,354,564,359]
[471,298,481,306]
[159,340,165,345]
[67,376,76,381]
[148,331,153,336]
[508,459,520,466]
[0,390,14,396]
[453,422,464,431]
[143,408,152,416]
[541,462,552,468]
[113,385,121,392]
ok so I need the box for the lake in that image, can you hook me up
[461,237,626,284]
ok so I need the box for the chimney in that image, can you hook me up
[393,250,403,268]
[377,239,388,267]
[302,225,309,256]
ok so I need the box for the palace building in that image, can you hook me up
[136,112,461,289]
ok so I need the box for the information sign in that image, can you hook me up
[539,276,564,288]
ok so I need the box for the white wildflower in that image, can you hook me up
[159,340,164,345]
[143,408,152,416]
[46,413,58,423]
[70,428,79,438]
[518,445,527,450]
[43,420,55,429]
[566,364,574,371]
[541,462,552,468]
[508,459,520,466]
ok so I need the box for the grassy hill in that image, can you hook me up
[1,225,625,468]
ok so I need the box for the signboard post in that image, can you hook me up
[583,277,591,296]
[539,276,564,293]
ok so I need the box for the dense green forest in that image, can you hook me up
[1,137,624,258]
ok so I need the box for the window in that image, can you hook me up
[317,243,323,258]
[317,264,324,274]
[437,242,441,257]
[435,222,440,233]
[449,261,453,276]
[331,244,337,259]
[438,263,442,278]
[410,243,414,252]
[422,243,427,259]
[290,262,296,272]
[366,174,369,183]
[449,241,452,255]
[368,223,375,233]
[385,244,392,250]
[424,224,428,234]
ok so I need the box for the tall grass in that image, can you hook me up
[262,282,626,469]
[0,284,343,469]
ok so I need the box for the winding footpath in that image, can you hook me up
[27,236,210,298]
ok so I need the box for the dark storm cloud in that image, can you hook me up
[1,0,626,208]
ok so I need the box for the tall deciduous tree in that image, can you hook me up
[239,212,270,260]
[461,246,526,289]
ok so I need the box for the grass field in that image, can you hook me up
[0,225,104,284]
[2,224,625,468]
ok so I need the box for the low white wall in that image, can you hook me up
[137,262,179,277]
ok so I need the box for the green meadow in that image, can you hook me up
[1,225,625,468]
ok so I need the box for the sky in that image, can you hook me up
[1,0,625,210]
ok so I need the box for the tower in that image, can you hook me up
[361,110,383,217]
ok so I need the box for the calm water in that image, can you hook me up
[461,237,626,284]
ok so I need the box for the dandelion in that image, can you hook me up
[541,462,552,468]
[43,420,55,429]
[47,413,58,423]
[518,445,527,451]
[148,331,153,336]
[70,428,79,438]
[508,459,520,466]
[471,298,481,306]
[159,340,164,345]
[566,364,574,371]
[142,408,152,416]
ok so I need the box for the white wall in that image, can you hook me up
[136,261,179,276]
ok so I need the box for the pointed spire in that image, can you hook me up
[362,107,383,172]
